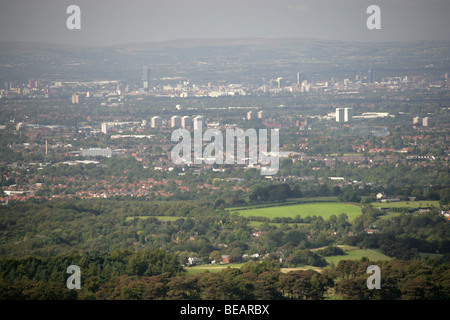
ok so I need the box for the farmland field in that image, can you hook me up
[227,197,339,211]
[323,246,391,265]
[125,216,181,222]
[186,263,245,274]
[186,246,392,274]
[371,200,440,209]
[231,202,362,221]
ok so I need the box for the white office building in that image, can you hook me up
[81,148,112,158]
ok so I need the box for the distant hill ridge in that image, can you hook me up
[1,37,449,51]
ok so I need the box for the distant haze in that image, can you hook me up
[1,0,450,46]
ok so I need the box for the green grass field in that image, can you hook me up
[371,200,440,209]
[323,246,391,265]
[248,221,306,228]
[227,197,338,211]
[125,216,182,222]
[376,211,403,221]
[185,246,391,274]
[232,202,362,221]
[186,263,245,274]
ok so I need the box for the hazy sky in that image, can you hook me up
[1,0,450,46]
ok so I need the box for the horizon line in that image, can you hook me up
[1,36,449,49]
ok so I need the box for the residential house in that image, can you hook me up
[187,257,202,266]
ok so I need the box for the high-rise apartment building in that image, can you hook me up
[193,116,203,130]
[336,107,353,123]
[170,115,181,128]
[336,108,345,123]
[257,110,265,119]
[344,108,353,122]
[277,77,286,88]
[181,116,193,129]
[151,116,162,128]
[296,72,302,86]
[101,122,109,134]
[72,93,79,104]
[368,69,374,83]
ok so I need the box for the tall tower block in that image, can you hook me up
[142,65,150,92]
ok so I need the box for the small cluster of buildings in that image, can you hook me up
[246,110,265,120]
[335,108,395,123]
[101,109,268,134]
[335,107,353,123]
[413,116,429,127]
[166,115,204,130]
[101,115,205,133]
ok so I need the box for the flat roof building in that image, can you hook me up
[101,122,109,134]
[181,116,193,129]
[257,110,265,119]
[193,116,203,130]
[151,116,162,128]
[81,148,112,158]
[336,108,345,123]
[170,115,181,128]
[336,107,352,122]
[142,65,150,92]
[344,107,353,122]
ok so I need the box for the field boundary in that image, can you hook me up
[227,196,340,212]
[232,201,362,221]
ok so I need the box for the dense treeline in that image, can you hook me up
[249,183,303,203]
[333,258,450,300]
[0,197,449,300]
[0,255,448,300]
[0,249,183,283]
[1,199,448,262]
[346,207,450,259]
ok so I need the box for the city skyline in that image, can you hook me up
[0,6,449,304]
